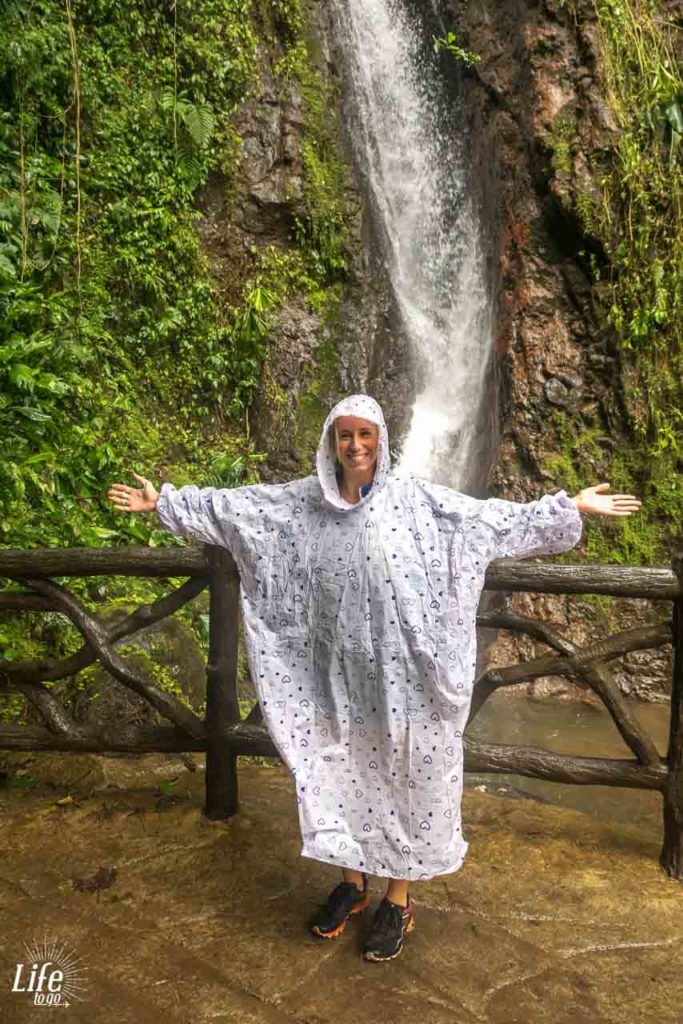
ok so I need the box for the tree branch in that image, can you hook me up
[12,577,206,740]
[1,577,207,685]
[470,612,666,766]
[6,680,84,737]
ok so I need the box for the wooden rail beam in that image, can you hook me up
[464,739,665,790]
[485,561,680,600]
[0,722,665,792]
[0,547,213,578]
[0,722,276,756]
[0,548,679,597]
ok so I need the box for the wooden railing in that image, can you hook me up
[1,546,681,879]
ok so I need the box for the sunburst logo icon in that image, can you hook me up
[11,935,88,1007]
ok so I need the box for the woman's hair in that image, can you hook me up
[330,421,342,468]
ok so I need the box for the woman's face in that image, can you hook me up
[334,416,379,476]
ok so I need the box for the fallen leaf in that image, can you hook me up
[73,865,117,892]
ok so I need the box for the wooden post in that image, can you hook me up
[660,553,683,879]
[204,545,241,820]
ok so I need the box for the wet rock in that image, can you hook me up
[232,73,306,243]
[250,297,326,481]
[195,5,394,483]
[483,592,673,703]
[431,0,673,699]
[544,377,570,406]
[61,608,208,732]
[436,0,619,488]
[1,759,682,1023]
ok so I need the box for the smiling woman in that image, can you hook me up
[333,417,380,504]
[107,392,640,963]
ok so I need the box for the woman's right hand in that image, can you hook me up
[108,472,160,513]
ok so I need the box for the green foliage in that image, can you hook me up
[543,410,681,565]
[0,0,348,553]
[546,110,580,177]
[592,0,682,380]
[0,0,265,553]
[433,32,481,67]
[0,0,355,719]
[117,642,199,710]
[275,32,352,282]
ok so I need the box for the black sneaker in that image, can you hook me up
[362,896,414,961]
[309,874,370,939]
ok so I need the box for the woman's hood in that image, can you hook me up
[315,394,391,511]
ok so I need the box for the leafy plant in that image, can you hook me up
[158,89,216,181]
[434,32,481,67]
[0,0,354,706]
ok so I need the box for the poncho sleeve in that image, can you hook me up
[474,489,583,562]
[154,478,310,590]
[155,482,243,549]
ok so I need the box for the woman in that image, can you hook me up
[108,393,640,962]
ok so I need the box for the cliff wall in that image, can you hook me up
[433,0,679,699]
[202,0,677,700]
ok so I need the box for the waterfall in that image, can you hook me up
[329,0,495,490]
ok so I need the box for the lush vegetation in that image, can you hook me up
[548,0,682,564]
[0,0,352,700]
[433,31,481,67]
[0,0,350,553]
[2,0,680,730]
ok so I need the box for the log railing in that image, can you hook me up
[1,546,681,878]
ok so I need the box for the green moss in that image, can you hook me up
[541,410,679,566]
[542,1,683,565]
[295,328,343,470]
[545,109,579,177]
[274,10,354,282]
[576,593,615,619]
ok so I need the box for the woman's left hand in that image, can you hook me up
[572,483,642,517]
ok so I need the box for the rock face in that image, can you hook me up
[65,610,207,732]
[196,10,397,484]
[194,2,671,700]
[436,0,619,497]
[196,66,330,482]
[432,0,672,701]
[482,591,673,703]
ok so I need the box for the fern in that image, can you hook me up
[159,89,215,163]
[181,101,215,148]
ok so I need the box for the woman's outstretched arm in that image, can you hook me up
[473,480,641,563]
[571,483,642,517]
[107,471,285,553]
[109,473,232,547]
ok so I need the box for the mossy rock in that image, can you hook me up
[60,607,208,731]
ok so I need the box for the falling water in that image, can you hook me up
[329,0,495,489]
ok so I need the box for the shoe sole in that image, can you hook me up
[310,891,372,939]
[362,916,415,961]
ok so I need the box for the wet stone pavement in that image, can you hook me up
[0,753,682,1024]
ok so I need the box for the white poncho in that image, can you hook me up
[157,394,582,880]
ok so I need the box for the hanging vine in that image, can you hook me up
[63,0,82,291]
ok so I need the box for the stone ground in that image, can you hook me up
[1,753,682,1024]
